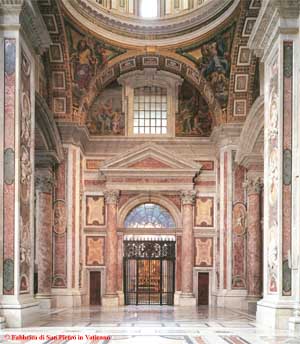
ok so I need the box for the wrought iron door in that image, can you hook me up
[124,240,175,305]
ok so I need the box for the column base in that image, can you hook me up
[0,317,5,329]
[246,296,262,315]
[178,293,196,306]
[35,294,52,309]
[256,299,295,330]
[51,289,83,308]
[289,316,300,333]
[0,300,40,328]
[174,291,181,306]
[117,291,124,306]
[102,294,119,307]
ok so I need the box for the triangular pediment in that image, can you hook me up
[100,143,201,172]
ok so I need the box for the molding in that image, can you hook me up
[248,0,300,60]
[0,0,51,54]
[35,93,64,166]
[236,95,264,166]
[61,0,239,47]
[210,123,243,151]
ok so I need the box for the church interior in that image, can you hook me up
[1,0,300,343]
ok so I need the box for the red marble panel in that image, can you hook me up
[117,235,123,291]
[232,203,247,289]
[53,150,67,288]
[84,180,106,187]
[176,236,182,291]
[118,193,139,209]
[127,157,172,169]
[37,193,52,294]
[232,164,247,290]
[72,150,76,288]
[86,159,106,169]
[233,165,246,203]
[223,152,228,288]
[193,160,214,171]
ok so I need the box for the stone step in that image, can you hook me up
[0,316,6,329]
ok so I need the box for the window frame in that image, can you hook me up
[118,68,183,137]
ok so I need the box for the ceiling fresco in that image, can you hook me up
[38,0,261,135]
[64,19,126,109]
[176,24,236,110]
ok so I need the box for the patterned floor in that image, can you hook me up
[0,306,300,344]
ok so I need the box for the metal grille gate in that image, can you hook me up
[123,240,175,305]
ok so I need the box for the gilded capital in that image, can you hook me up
[104,190,120,205]
[180,190,196,205]
[243,177,263,195]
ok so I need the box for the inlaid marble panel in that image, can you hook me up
[86,196,105,226]
[195,197,214,227]
[195,238,213,267]
[86,236,105,266]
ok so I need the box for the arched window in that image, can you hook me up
[124,203,176,228]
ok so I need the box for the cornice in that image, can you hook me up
[236,95,264,165]
[248,0,300,60]
[0,0,51,54]
[210,123,243,151]
[61,0,240,48]
[35,93,64,164]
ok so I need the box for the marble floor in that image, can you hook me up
[0,306,300,344]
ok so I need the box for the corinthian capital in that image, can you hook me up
[35,169,54,193]
[243,177,263,195]
[104,190,120,205]
[180,190,196,205]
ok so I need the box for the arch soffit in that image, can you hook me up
[236,95,264,164]
[80,52,222,127]
[118,194,182,229]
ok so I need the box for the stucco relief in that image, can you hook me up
[19,50,32,293]
[86,196,105,226]
[86,237,105,266]
[195,238,213,267]
[232,203,247,289]
[267,56,279,294]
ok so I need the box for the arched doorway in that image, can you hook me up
[123,203,176,305]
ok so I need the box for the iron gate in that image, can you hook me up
[123,240,175,305]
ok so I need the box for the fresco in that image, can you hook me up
[176,81,212,137]
[87,81,125,135]
[176,25,235,109]
[65,20,125,107]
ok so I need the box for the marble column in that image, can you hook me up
[249,0,300,330]
[35,168,54,309]
[179,190,196,306]
[102,190,120,306]
[245,177,263,299]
